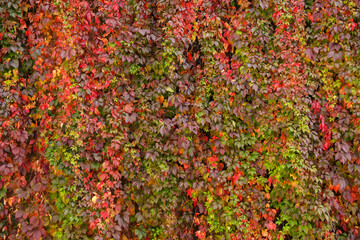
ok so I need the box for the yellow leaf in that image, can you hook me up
[163,100,168,108]
[191,33,197,42]
[290,174,297,180]
[290,181,298,187]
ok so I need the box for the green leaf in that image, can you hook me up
[166,87,175,93]
[135,228,147,239]
[0,188,7,199]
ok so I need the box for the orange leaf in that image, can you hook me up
[157,95,164,104]
[265,193,270,199]
[339,86,345,95]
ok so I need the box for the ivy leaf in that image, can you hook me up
[98,172,108,182]
[135,228,147,239]
[124,104,133,113]
[33,230,42,240]
[135,212,145,223]
[10,59,19,68]
[166,87,175,93]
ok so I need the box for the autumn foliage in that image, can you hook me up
[1,0,360,239]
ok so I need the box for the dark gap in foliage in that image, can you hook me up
[226,49,233,70]
[164,108,176,119]
[245,94,253,104]
[188,36,205,70]
[231,0,241,11]
[191,205,200,239]
[284,234,292,240]
[200,127,211,140]
[208,89,214,102]
[264,169,270,179]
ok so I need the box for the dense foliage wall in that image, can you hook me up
[1,0,360,239]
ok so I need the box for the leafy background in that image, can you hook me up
[1,0,360,239]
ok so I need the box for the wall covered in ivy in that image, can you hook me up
[1,0,360,239]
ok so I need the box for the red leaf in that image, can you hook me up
[124,105,133,113]
[208,155,218,167]
[89,221,97,230]
[15,210,23,219]
[100,210,110,219]
[265,221,276,231]
[187,188,194,197]
[99,173,108,181]
[195,230,206,239]
[193,197,198,207]
[187,52,192,61]
[11,145,20,155]
[86,12,92,23]
[33,230,41,240]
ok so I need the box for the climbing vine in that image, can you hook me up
[1,0,360,239]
